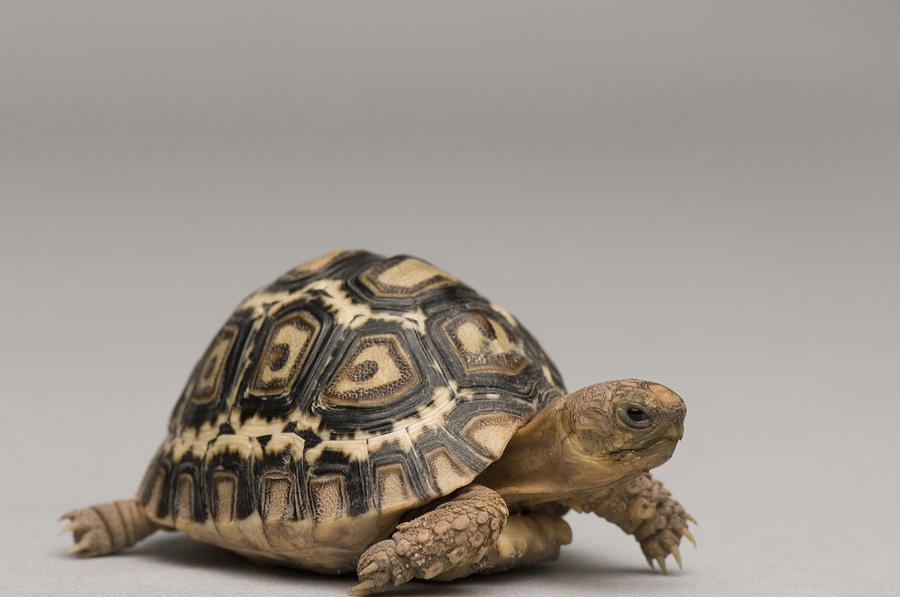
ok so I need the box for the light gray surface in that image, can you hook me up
[2,2,899,595]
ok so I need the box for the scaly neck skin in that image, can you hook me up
[475,398,628,506]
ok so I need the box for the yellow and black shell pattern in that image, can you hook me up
[138,250,565,529]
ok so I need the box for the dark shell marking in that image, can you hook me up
[140,251,565,528]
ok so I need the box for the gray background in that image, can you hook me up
[2,1,898,595]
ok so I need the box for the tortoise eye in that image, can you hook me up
[626,407,647,423]
[619,403,652,428]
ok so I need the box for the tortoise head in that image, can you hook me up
[476,379,686,502]
[561,380,686,484]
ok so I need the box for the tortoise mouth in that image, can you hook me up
[609,436,679,460]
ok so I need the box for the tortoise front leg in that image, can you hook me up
[567,473,696,572]
[349,485,508,595]
[433,513,572,581]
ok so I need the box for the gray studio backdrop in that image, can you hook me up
[1,2,898,596]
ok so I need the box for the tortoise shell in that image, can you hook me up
[138,250,565,540]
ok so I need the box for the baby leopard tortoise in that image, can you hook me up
[61,250,695,594]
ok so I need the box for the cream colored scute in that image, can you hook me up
[250,311,319,396]
[341,343,400,389]
[443,313,527,375]
[174,475,194,524]
[361,257,457,297]
[424,447,473,494]
[454,318,519,356]
[309,475,347,521]
[377,258,455,288]
[455,320,486,353]
[330,343,405,396]
[460,412,521,459]
[324,334,419,406]
[259,319,313,383]
[374,463,417,512]
[262,475,294,521]
[190,324,238,404]
[212,472,237,522]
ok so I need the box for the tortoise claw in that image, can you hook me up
[358,562,379,576]
[347,580,377,596]
[67,540,90,555]
[58,522,80,536]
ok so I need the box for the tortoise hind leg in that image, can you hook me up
[60,498,159,557]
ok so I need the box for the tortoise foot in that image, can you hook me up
[634,491,696,573]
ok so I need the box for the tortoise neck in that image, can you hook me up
[474,397,574,505]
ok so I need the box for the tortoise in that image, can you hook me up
[61,250,694,594]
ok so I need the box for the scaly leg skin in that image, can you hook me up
[433,513,573,581]
[60,498,158,557]
[349,485,508,596]
[567,473,696,572]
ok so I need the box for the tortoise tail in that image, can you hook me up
[60,498,158,556]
